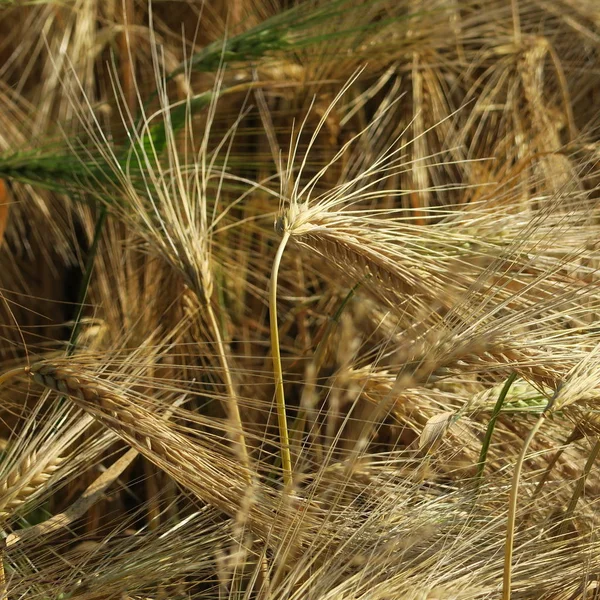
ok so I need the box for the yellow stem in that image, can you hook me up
[0,366,26,388]
[0,548,6,600]
[503,412,546,600]
[511,0,521,46]
[270,231,292,488]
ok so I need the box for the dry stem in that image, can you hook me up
[503,412,546,600]
[205,301,252,484]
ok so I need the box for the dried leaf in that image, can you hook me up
[419,411,455,453]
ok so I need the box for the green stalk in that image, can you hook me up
[475,372,517,486]
[269,231,292,488]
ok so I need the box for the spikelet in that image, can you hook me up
[0,451,63,518]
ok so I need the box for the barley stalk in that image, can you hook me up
[205,300,252,484]
[475,372,517,486]
[181,286,252,482]
[532,425,582,498]
[503,411,548,600]
[0,366,26,388]
[0,550,5,600]
[270,229,293,488]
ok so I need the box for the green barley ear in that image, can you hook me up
[171,0,434,77]
[171,0,340,75]
[0,142,114,200]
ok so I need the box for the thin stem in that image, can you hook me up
[511,0,521,45]
[0,546,5,600]
[0,366,26,388]
[206,302,251,483]
[559,436,600,536]
[503,412,546,600]
[288,281,363,453]
[312,279,363,374]
[120,0,136,114]
[68,206,107,355]
[532,426,581,499]
[270,231,293,488]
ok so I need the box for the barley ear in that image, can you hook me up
[6,448,139,550]
[0,452,63,518]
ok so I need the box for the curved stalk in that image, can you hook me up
[270,231,293,487]
[0,366,26,388]
[503,412,546,600]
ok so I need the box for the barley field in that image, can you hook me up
[1,1,600,598]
